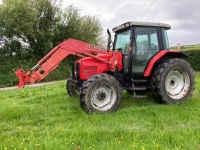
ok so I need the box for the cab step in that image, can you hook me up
[131,87,147,90]
[133,95,147,98]
[131,79,147,83]
[131,82,147,99]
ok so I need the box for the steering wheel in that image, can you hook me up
[138,49,148,55]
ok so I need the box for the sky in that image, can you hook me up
[63,0,200,46]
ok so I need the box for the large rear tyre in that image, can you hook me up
[66,75,79,96]
[151,58,195,104]
[80,74,122,113]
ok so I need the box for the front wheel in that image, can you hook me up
[66,75,79,96]
[151,58,195,104]
[80,74,122,113]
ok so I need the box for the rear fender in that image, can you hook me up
[144,50,189,77]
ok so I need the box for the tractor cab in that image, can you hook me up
[112,21,171,76]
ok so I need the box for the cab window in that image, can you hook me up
[114,30,131,54]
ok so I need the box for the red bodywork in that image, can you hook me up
[14,37,184,89]
[144,50,182,76]
[15,38,123,88]
[78,53,122,80]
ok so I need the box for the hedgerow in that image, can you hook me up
[0,56,72,88]
[184,50,200,71]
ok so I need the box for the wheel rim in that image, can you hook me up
[165,68,190,100]
[91,84,116,111]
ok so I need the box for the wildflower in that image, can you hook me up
[74,146,81,150]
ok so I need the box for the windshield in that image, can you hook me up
[114,30,131,54]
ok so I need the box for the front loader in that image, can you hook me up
[15,21,195,113]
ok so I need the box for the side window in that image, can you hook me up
[135,27,159,55]
[161,28,170,50]
[115,30,131,54]
[136,35,148,54]
[151,33,159,50]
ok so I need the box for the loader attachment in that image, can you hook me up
[15,68,31,89]
[14,46,73,88]
[14,38,112,89]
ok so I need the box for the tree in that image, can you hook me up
[0,0,62,57]
[0,0,60,56]
[0,1,103,58]
[53,5,103,46]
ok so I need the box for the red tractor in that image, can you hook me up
[15,21,195,113]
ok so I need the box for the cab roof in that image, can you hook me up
[112,21,171,33]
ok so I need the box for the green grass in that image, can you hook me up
[0,73,200,150]
[171,44,200,51]
[180,45,200,51]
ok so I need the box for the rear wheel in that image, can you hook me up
[151,58,195,104]
[80,74,122,113]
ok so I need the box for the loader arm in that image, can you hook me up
[15,38,118,89]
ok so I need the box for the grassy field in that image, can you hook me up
[181,45,200,51]
[171,44,200,51]
[0,73,200,150]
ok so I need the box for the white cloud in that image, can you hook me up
[63,0,200,46]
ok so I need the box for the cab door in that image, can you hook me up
[132,27,160,75]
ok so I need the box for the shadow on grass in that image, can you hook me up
[120,90,158,110]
